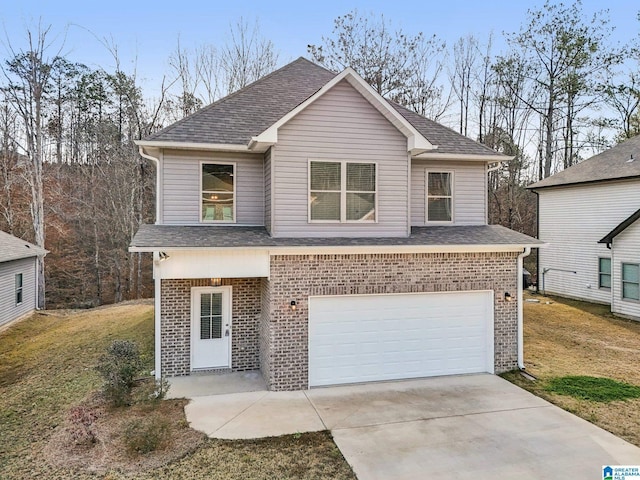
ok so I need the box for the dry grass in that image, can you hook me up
[0,304,355,480]
[504,292,640,446]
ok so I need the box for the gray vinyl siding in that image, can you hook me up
[611,220,640,319]
[272,80,409,238]
[161,150,264,225]
[411,160,487,226]
[264,149,272,234]
[0,257,37,326]
[538,179,640,305]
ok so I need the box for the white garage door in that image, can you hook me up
[308,291,494,387]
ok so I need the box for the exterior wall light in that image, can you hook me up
[210,278,222,286]
[290,300,297,311]
[504,292,513,302]
[158,252,170,261]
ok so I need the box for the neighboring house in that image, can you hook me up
[529,135,640,320]
[131,58,541,391]
[0,231,48,327]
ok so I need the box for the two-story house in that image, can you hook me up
[130,58,541,391]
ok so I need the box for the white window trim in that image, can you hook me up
[621,262,640,302]
[15,273,23,306]
[425,170,455,224]
[200,161,237,224]
[598,257,611,290]
[308,159,378,224]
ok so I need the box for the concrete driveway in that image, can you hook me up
[180,374,640,479]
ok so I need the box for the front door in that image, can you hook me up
[191,286,231,370]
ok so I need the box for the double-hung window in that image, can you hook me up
[622,263,640,301]
[309,161,376,222]
[201,163,235,222]
[598,257,611,289]
[426,171,453,222]
[15,273,23,305]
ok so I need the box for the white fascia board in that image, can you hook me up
[251,67,436,154]
[136,140,252,153]
[413,152,513,162]
[130,243,544,255]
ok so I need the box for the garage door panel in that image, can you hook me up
[309,291,494,387]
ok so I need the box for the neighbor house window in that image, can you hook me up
[598,257,611,289]
[622,263,640,301]
[201,163,234,222]
[426,171,453,222]
[309,161,376,222]
[15,273,23,305]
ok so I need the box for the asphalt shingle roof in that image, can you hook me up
[529,135,640,189]
[146,57,503,158]
[130,224,541,250]
[0,231,47,263]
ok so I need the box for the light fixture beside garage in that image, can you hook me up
[290,300,297,311]
[504,292,513,302]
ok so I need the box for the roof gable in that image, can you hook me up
[250,67,435,155]
[529,135,640,190]
[598,207,640,247]
[0,231,47,263]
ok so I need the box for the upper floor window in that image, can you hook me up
[598,257,611,289]
[622,263,639,301]
[201,163,235,222]
[426,171,453,222]
[15,273,23,305]
[309,161,376,222]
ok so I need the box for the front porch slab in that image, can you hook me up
[166,370,266,399]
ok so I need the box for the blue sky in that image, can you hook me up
[1,0,638,95]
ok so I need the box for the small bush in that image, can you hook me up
[545,375,640,402]
[123,417,170,455]
[66,405,98,447]
[96,340,143,407]
[133,377,171,405]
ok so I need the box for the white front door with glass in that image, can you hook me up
[191,286,232,370]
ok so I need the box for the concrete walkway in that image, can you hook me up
[176,374,640,479]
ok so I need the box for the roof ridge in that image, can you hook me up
[147,57,323,142]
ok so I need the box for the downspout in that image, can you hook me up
[518,247,531,370]
[534,190,540,293]
[138,145,162,379]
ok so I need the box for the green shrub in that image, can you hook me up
[95,340,142,407]
[123,417,170,455]
[545,375,640,402]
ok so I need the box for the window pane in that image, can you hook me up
[347,193,375,221]
[200,293,211,316]
[623,282,640,300]
[310,162,341,190]
[599,274,611,289]
[428,172,451,196]
[428,198,452,221]
[310,191,340,220]
[211,315,222,338]
[599,258,611,274]
[200,317,211,340]
[347,163,375,191]
[210,293,222,316]
[15,274,22,288]
[622,263,639,283]
[202,164,234,192]
[202,193,234,221]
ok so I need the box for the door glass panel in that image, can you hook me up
[200,293,223,340]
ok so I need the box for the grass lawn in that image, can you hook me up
[0,303,355,479]
[503,292,640,446]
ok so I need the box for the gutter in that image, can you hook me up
[517,247,532,370]
[138,146,161,224]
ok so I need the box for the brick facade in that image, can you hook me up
[160,278,261,377]
[263,252,519,390]
[160,251,519,390]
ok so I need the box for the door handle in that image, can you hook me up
[225,329,230,337]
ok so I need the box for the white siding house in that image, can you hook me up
[530,135,640,319]
[0,231,47,327]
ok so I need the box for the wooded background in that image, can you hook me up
[1,2,638,308]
